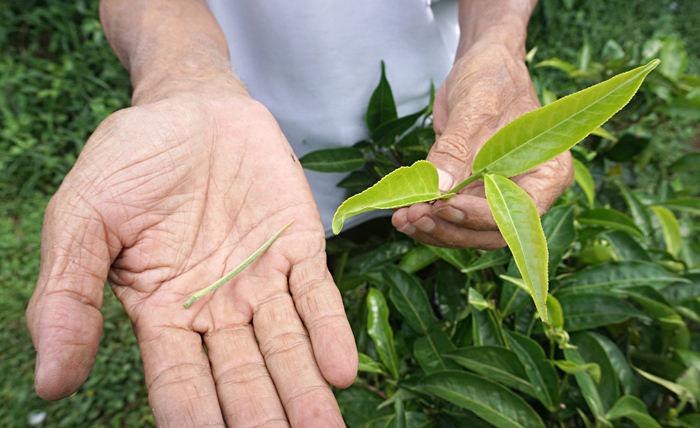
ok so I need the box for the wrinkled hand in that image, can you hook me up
[26,80,356,427]
[393,42,573,249]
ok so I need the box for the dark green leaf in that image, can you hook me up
[577,208,645,239]
[373,111,424,147]
[383,265,436,334]
[472,304,503,346]
[504,330,560,411]
[604,134,650,162]
[558,293,649,331]
[337,386,389,427]
[557,261,686,295]
[426,245,471,271]
[571,332,621,410]
[419,371,546,428]
[564,347,607,418]
[460,248,510,274]
[367,288,400,379]
[413,330,460,375]
[587,332,637,396]
[398,245,440,274]
[338,171,379,195]
[616,183,654,236]
[670,153,700,173]
[299,147,366,173]
[366,61,398,133]
[606,395,662,428]
[444,346,534,396]
[542,205,576,276]
[605,231,651,262]
[347,241,414,276]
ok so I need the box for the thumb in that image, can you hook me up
[26,189,118,400]
[426,130,475,193]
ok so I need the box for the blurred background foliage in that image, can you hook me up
[0,0,698,427]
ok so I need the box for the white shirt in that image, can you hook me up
[205,0,460,236]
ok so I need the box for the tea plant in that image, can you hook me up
[302,61,700,427]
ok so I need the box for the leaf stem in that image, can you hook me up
[442,171,484,198]
[183,219,295,308]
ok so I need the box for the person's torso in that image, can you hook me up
[206,0,459,235]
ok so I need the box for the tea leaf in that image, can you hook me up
[557,261,686,295]
[383,265,436,334]
[444,346,534,396]
[578,208,645,238]
[418,371,546,428]
[413,330,460,374]
[505,330,560,412]
[573,158,596,207]
[564,347,608,418]
[366,61,398,133]
[332,161,441,234]
[448,60,659,195]
[484,174,549,322]
[655,197,700,216]
[557,294,649,331]
[651,206,682,256]
[606,396,662,428]
[367,288,400,379]
[298,147,365,173]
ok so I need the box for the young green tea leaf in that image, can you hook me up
[484,174,549,323]
[366,288,400,379]
[183,219,294,308]
[448,60,659,195]
[298,147,366,173]
[655,197,700,216]
[418,371,546,428]
[332,161,441,234]
[573,158,596,207]
[651,206,682,256]
[553,360,602,383]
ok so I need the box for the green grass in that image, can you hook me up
[0,0,697,426]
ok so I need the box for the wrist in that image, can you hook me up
[456,0,536,61]
[131,67,249,106]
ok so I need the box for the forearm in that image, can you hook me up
[457,0,537,59]
[100,0,245,104]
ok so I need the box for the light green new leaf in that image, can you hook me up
[367,288,400,379]
[591,126,618,142]
[635,366,696,408]
[505,330,560,412]
[358,352,387,375]
[448,60,659,195]
[484,174,549,322]
[553,360,602,383]
[573,158,596,207]
[606,395,662,428]
[564,347,608,419]
[298,147,365,173]
[651,206,682,256]
[656,197,700,216]
[418,371,546,428]
[444,346,534,396]
[332,161,441,234]
[468,287,493,312]
[578,208,645,239]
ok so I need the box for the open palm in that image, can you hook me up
[27,92,356,427]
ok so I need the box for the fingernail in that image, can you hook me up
[414,217,436,233]
[434,206,464,223]
[398,223,416,236]
[436,168,454,193]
